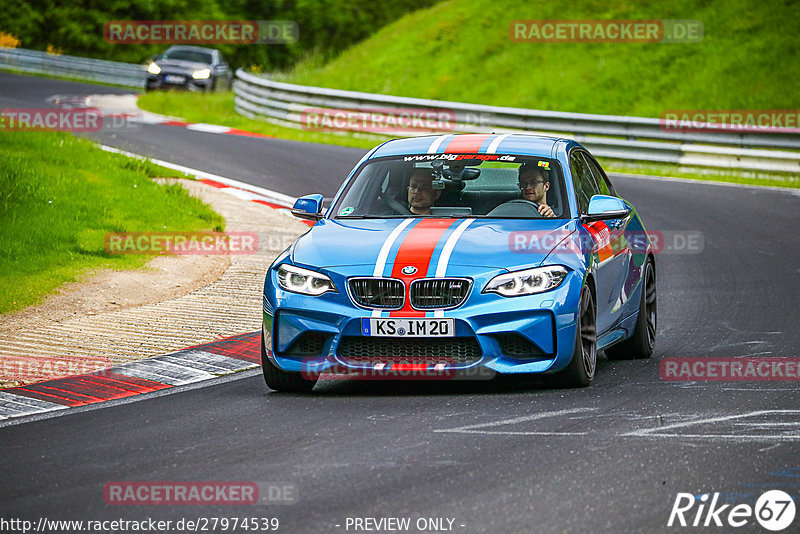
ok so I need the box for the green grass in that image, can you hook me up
[285,0,799,116]
[0,132,225,314]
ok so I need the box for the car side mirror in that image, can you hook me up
[291,194,324,221]
[583,195,631,222]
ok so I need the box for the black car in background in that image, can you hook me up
[145,46,232,91]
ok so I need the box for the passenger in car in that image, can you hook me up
[518,164,555,217]
[407,168,442,215]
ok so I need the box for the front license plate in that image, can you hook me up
[164,75,185,84]
[362,318,454,337]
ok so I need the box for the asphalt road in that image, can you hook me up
[1,72,799,534]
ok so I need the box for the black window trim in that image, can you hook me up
[573,149,617,197]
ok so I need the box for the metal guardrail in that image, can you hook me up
[0,47,145,88]
[234,69,800,174]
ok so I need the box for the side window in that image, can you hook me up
[569,152,599,214]
[580,153,614,196]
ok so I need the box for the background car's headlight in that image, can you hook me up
[483,266,568,297]
[276,264,337,296]
[192,68,211,80]
[146,63,161,75]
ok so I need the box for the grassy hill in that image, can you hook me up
[286,0,799,117]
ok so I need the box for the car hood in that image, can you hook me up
[290,218,579,272]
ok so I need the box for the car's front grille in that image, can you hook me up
[495,333,548,359]
[348,278,404,309]
[338,336,481,365]
[285,332,330,357]
[410,278,470,309]
[349,277,470,310]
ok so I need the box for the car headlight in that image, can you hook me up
[192,68,211,80]
[146,63,161,75]
[276,264,337,296]
[483,266,568,297]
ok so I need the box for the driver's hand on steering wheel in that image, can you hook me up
[538,204,555,217]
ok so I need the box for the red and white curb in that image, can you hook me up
[49,94,305,216]
[96,144,314,225]
[56,93,277,140]
[0,331,262,422]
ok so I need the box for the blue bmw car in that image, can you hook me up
[261,133,656,391]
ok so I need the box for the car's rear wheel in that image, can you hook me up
[605,260,656,360]
[261,330,317,393]
[547,285,596,388]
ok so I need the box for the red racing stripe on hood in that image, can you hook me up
[389,219,460,317]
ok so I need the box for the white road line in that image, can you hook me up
[628,433,800,442]
[434,407,597,435]
[185,123,233,134]
[623,410,800,442]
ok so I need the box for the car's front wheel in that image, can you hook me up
[261,331,317,393]
[546,285,596,388]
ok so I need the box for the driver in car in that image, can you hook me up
[407,168,442,215]
[518,164,555,218]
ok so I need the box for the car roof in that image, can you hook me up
[368,133,580,159]
[163,45,217,54]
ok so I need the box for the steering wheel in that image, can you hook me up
[486,199,543,217]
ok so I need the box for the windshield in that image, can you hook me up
[330,154,569,219]
[160,49,213,64]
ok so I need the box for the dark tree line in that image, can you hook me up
[1,0,436,70]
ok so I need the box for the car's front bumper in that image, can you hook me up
[145,72,213,91]
[262,267,585,377]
